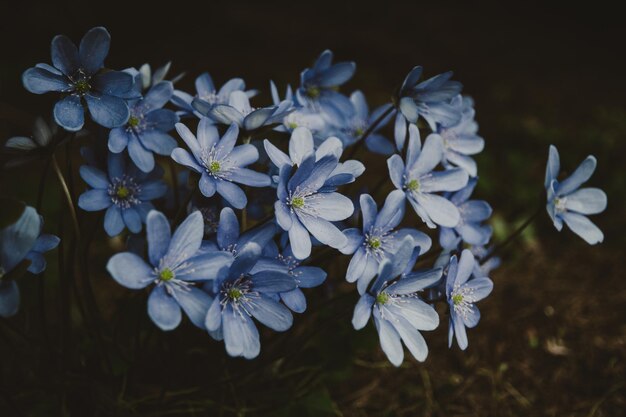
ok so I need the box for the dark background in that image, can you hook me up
[1,1,625,416]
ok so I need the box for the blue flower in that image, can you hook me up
[445,249,493,350]
[78,152,167,236]
[264,126,365,188]
[438,96,484,177]
[270,81,327,136]
[107,210,234,331]
[194,91,294,132]
[22,27,136,131]
[108,81,179,172]
[470,245,501,277]
[296,50,356,119]
[200,207,276,257]
[204,243,296,359]
[340,190,432,294]
[0,204,58,317]
[274,150,355,259]
[171,121,271,209]
[387,125,469,228]
[352,237,441,366]
[327,90,394,152]
[439,178,493,249]
[251,244,327,313]
[172,72,254,118]
[138,62,184,92]
[545,145,607,244]
[396,66,463,133]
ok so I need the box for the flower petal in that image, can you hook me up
[147,285,182,331]
[106,252,153,289]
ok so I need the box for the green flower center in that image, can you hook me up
[287,122,299,129]
[128,116,140,128]
[307,86,320,98]
[74,79,90,95]
[355,127,365,137]
[227,288,243,300]
[452,294,464,305]
[376,292,390,305]
[291,196,305,209]
[159,268,174,281]
[209,161,221,174]
[367,237,382,250]
[116,186,130,199]
[407,179,420,192]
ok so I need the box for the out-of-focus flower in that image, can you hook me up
[78,153,167,236]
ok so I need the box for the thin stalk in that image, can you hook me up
[51,154,80,240]
[168,159,180,215]
[481,203,544,263]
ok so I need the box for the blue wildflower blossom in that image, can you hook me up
[194,91,294,133]
[252,243,327,313]
[545,145,607,244]
[108,81,179,172]
[264,126,365,188]
[445,249,493,350]
[274,150,354,259]
[297,50,356,119]
[138,62,184,92]
[387,125,469,228]
[204,243,296,359]
[470,245,501,277]
[0,204,58,317]
[439,178,493,250]
[396,66,463,134]
[340,190,432,294]
[78,152,167,236]
[438,96,484,177]
[22,27,135,131]
[270,81,326,136]
[171,120,271,209]
[200,207,276,257]
[329,90,394,153]
[107,210,234,331]
[172,72,254,118]
[352,237,442,366]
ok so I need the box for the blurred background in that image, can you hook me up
[1,1,625,416]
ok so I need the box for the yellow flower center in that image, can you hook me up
[291,196,305,209]
[159,268,174,281]
[407,179,420,192]
[209,161,221,174]
[452,294,464,305]
[228,288,243,300]
[376,292,390,305]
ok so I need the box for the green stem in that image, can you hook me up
[51,154,81,240]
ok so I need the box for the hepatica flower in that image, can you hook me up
[438,96,484,177]
[388,125,469,228]
[545,145,607,244]
[108,81,179,172]
[264,126,365,188]
[78,153,167,236]
[445,249,493,350]
[22,27,135,131]
[172,72,253,118]
[0,204,58,317]
[439,178,493,250]
[274,152,354,259]
[201,207,276,257]
[270,81,326,135]
[205,243,296,359]
[297,49,356,118]
[352,238,442,366]
[251,244,327,313]
[171,120,271,209]
[340,190,432,294]
[107,211,233,330]
[396,66,463,132]
[194,90,293,132]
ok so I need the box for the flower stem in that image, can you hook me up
[344,105,396,160]
[481,203,544,263]
[51,154,81,241]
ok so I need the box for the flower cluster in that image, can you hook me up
[1,27,608,366]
